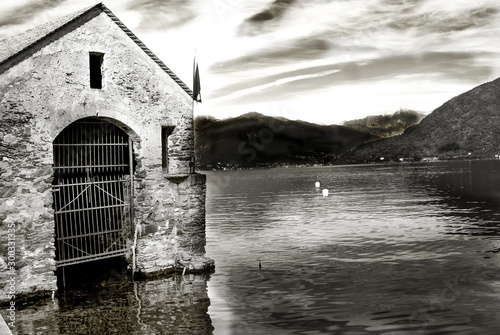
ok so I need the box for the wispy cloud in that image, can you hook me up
[209,36,332,74]
[238,0,297,35]
[0,0,67,28]
[373,3,500,34]
[248,0,296,21]
[125,0,198,31]
[209,51,493,107]
[210,68,340,103]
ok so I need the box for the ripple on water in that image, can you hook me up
[206,162,500,334]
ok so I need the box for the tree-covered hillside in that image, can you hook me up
[195,112,379,169]
[342,109,426,138]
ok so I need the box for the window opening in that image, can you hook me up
[162,126,175,173]
[89,53,104,89]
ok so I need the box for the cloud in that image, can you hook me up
[429,7,500,33]
[210,36,332,74]
[212,0,500,86]
[125,0,198,31]
[379,4,500,34]
[209,68,340,103]
[238,0,298,35]
[209,51,493,104]
[247,0,296,22]
[288,52,493,93]
[0,0,67,28]
[208,0,500,98]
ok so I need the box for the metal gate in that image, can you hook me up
[52,118,133,267]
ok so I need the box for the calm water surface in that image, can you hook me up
[205,160,500,335]
[4,160,500,334]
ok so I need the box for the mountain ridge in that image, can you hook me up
[194,112,379,169]
[194,109,424,169]
[338,78,500,163]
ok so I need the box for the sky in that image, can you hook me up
[1,0,500,125]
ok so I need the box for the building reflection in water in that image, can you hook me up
[135,274,213,334]
[7,262,213,335]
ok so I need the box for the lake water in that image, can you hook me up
[4,160,500,334]
[205,160,500,335]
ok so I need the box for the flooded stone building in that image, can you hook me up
[0,3,212,300]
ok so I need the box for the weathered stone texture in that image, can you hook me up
[0,7,211,300]
[135,174,213,275]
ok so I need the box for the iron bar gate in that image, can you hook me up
[52,118,133,267]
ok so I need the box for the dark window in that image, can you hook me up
[162,126,175,172]
[89,53,104,89]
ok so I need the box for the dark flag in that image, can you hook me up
[193,61,202,103]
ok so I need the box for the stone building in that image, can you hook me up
[0,3,212,300]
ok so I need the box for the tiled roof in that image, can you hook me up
[0,5,94,64]
[0,3,193,97]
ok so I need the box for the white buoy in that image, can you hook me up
[322,189,328,197]
[315,181,320,188]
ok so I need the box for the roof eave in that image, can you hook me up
[98,4,193,98]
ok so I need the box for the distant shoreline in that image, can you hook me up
[197,156,500,172]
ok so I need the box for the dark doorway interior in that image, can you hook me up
[52,118,133,275]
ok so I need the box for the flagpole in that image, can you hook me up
[192,86,195,173]
[191,52,195,174]
[191,50,198,174]
[191,83,194,173]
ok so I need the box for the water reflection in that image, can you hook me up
[405,161,500,240]
[7,260,213,335]
[206,161,500,334]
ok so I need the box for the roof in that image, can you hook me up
[0,3,193,97]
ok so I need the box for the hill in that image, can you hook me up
[339,78,500,164]
[195,112,379,169]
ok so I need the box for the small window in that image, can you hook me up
[89,52,104,89]
[162,126,175,172]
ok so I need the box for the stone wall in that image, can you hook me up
[0,7,211,301]
[0,109,56,296]
[135,173,212,275]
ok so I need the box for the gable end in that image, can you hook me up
[0,3,193,98]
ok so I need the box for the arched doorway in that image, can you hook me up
[52,117,134,268]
